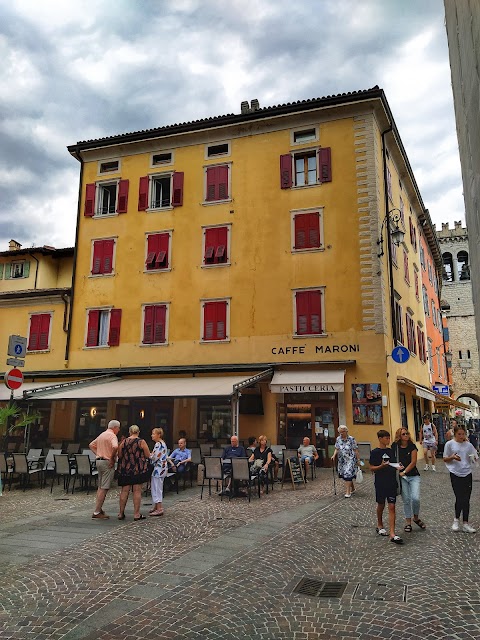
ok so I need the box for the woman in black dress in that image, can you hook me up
[248,435,273,493]
[117,425,151,520]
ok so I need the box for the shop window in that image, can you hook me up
[413,397,422,441]
[198,400,231,440]
[400,392,408,429]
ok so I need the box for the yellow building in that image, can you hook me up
[21,88,447,457]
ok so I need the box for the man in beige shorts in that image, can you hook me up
[89,420,120,519]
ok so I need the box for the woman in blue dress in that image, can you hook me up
[331,425,359,498]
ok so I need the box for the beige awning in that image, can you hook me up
[23,374,269,400]
[0,382,51,402]
[269,370,345,393]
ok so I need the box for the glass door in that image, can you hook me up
[313,401,338,467]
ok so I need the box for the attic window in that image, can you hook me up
[293,129,317,143]
[152,152,173,166]
[99,160,119,174]
[207,143,230,157]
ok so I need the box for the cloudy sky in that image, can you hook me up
[0,0,463,250]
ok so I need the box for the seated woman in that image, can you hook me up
[248,435,273,493]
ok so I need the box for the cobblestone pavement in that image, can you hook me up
[1,463,479,639]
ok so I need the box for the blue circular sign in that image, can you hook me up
[391,345,410,363]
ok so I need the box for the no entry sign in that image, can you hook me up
[4,368,24,390]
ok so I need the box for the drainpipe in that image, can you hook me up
[61,293,70,332]
[28,252,39,289]
[64,151,84,362]
[381,126,397,345]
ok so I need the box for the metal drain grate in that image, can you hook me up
[293,578,348,598]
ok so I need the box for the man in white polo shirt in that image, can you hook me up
[89,420,120,519]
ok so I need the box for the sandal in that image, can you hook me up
[413,518,426,529]
[404,524,413,532]
[390,535,404,545]
[376,527,388,536]
[134,514,146,521]
[149,510,164,517]
[117,513,125,520]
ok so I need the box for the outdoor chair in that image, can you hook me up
[50,442,63,451]
[200,456,224,500]
[44,449,62,474]
[200,443,214,459]
[26,448,43,469]
[50,454,75,493]
[66,443,80,455]
[230,457,259,502]
[0,452,14,491]
[82,449,97,468]
[210,447,225,457]
[12,453,44,491]
[71,454,98,494]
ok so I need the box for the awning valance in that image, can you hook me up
[397,376,470,409]
[269,370,345,394]
[23,372,272,401]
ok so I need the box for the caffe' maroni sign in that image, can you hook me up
[271,343,360,356]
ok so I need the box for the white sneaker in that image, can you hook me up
[452,519,460,531]
[344,493,351,498]
[463,523,476,533]
[431,465,436,471]
[424,464,429,471]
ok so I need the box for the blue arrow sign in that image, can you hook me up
[391,345,410,364]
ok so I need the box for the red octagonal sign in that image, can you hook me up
[4,368,24,390]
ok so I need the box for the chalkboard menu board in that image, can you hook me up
[282,456,306,489]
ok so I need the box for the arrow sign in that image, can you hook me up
[391,345,410,364]
[4,368,24,390]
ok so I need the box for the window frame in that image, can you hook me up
[150,150,174,168]
[90,237,117,277]
[97,158,120,175]
[144,231,173,273]
[394,294,404,346]
[292,287,326,338]
[200,298,231,343]
[11,261,26,279]
[291,208,324,252]
[202,162,232,204]
[140,302,170,346]
[290,126,319,146]
[292,147,319,188]
[27,312,53,353]
[146,172,174,211]
[95,179,120,217]
[201,224,231,268]
[84,307,121,349]
[406,312,417,355]
[204,141,231,160]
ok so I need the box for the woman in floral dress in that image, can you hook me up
[331,425,359,498]
[149,427,168,516]
[117,425,151,520]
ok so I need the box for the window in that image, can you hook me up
[427,262,433,283]
[8,261,30,279]
[394,297,404,345]
[406,313,417,354]
[142,304,168,345]
[91,239,115,275]
[458,251,470,280]
[138,172,184,210]
[414,268,419,299]
[204,165,230,202]
[390,235,398,266]
[400,393,408,429]
[417,326,426,363]
[98,160,119,174]
[85,308,122,347]
[206,142,230,158]
[27,313,51,352]
[203,225,230,266]
[280,148,331,188]
[422,286,429,315]
[409,217,418,251]
[292,128,317,144]
[291,210,322,251]
[428,339,434,372]
[201,300,229,341]
[399,197,404,225]
[431,300,436,327]
[403,250,410,284]
[198,400,232,439]
[386,166,392,201]
[145,232,170,271]
[84,180,129,217]
[420,244,425,270]
[151,151,173,167]
[294,289,324,336]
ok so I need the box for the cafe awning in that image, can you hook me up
[269,370,345,393]
[397,376,470,409]
[23,371,272,400]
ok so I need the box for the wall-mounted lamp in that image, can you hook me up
[139,409,145,419]
[377,209,405,258]
[90,407,97,418]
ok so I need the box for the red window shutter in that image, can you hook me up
[216,227,228,262]
[86,310,100,347]
[309,290,322,334]
[296,291,309,335]
[172,172,184,207]
[206,167,217,201]
[156,233,169,268]
[217,165,229,200]
[145,251,156,267]
[296,290,321,335]
[280,154,292,189]
[38,314,51,350]
[116,180,129,213]
[318,147,332,183]
[84,183,96,217]
[203,301,226,340]
[205,246,214,261]
[92,241,103,275]
[138,176,149,211]
[204,227,216,262]
[28,315,41,350]
[294,215,307,249]
[215,301,227,339]
[143,305,154,344]
[295,213,320,249]
[103,239,114,274]
[203,302,215,339]
[153,305,166,343]
[108,309,122,346]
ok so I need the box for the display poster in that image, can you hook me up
[352,383,383,424]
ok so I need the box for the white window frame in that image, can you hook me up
[290,126,319,146]
[84,306,113,349]
[146,172,174,212]
[290,207,324,253]
[95,179,120,217]
[204,140,231,160]
[201,223,231,268]
[97,158,121,175]
[202,162,232,205]
[89,237,117,278]
[11,261,26,278]
[140,302,170,347]
[427,338,434,373]
[150,150,174,169]
[199,297,231,344]
[144,230,173,273]
[291,147,321,188]
[292,286,326,338]
[27,311,53,353]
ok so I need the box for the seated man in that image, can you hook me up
[168,438,192,473]
[221,435,246,494]
[297,437,319,478]
[246,436,258,456]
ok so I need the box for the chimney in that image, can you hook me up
[240,99,260,114]
[250,99,260,111]
[241,101,250,114]
[9,239,22,251]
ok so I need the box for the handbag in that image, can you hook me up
[356,468,364,483]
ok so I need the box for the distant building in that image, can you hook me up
[444,1,480,361]
[438,221,480,420]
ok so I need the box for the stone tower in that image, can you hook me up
[437,221,480,418]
